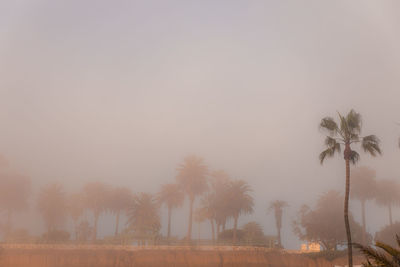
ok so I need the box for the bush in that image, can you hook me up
[41,230,70,243]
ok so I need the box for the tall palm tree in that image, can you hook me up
[375,179,399,226]
[176,155,208,241]
[268,200,288,248]
[37,183,67,234]
[355,236,400,267]
[350,166,376,245]
[209,170,231,237]
[127,193,160,246]
[82,182,110,242]
[319,109,382,267]
[109,187,133,236]
[157,183,184,240]
[227,179,254,245]
[198,193,217,242]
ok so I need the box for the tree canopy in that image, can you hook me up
[293,190,367,250]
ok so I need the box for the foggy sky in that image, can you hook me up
[1,0,400,249]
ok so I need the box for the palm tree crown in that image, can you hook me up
[227,179,254,245]
[158,183,184,210]
[157,183,184,240]
[319,110,381,164]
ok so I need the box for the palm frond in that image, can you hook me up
[349,150,360,165]
[338,112,349,138]
[375,241,400,265]
[362,135,382,156]
[354,242,394,266]
[346,109,362,135]
[319,117,339,136]
[319,137,341,164]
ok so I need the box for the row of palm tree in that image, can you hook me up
[351,166,400,245]
[33,155,258,245]
[37,182,134,241]
[161,156,254,244]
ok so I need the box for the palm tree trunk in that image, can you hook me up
[187,196,194,242]
[233,215,238,245]
[277,224,282,248]
[210,219,215,243]
[114,211,120,237]
[92,212,99,242]
[361,200,366,245]
[344,155,353,267]
[217,223,220,242]
[167,206,172,241]
[74,219,78,241]
[6,209,12,236]
[276,210,283,248]
[388,204,393,226]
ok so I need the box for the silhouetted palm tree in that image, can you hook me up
[350,166,376,245]
[376,179,399,227]
[82,182,110,242]
[109,187,133,236]
[37,183,67,234]
[157,183,184,241]
[319,109,382,267]
[227,180,253,245]
[268,200,288,248]
[127,193,160,246]
[176,155,208,241]
[355,236,400,267]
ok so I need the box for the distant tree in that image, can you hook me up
[375,179,399,226]
[355,236,400,267]
[293,190,368,251]
[268,200,288,248]
[67,193,85,240]
[82,182,110,241]
[0,173,30,235]
[350,166,376,245]
[210,170,231,235]
[218,229,245,243]
[198,193,217,242]
[37,183,67,234]
[157,183,184,241]
[319,110,381,267]
[41,230,70,243]
[109,187,133,236]
[176,155,208,241]
[227,180,254,245]
[76,220,92,243]
[127,193,160,245]
[242,221,266,246]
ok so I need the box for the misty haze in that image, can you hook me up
[1,1,400,267]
